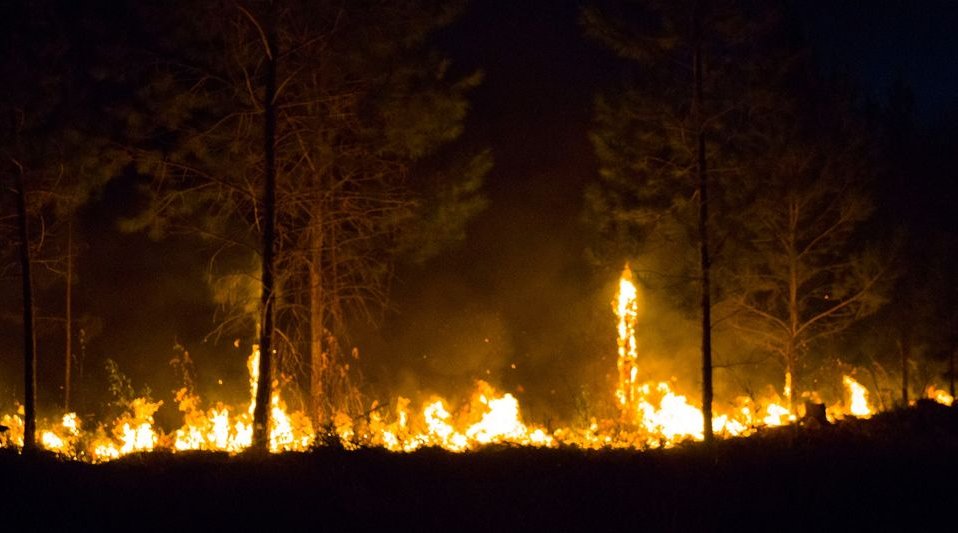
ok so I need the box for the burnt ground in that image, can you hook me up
[2,403,957,531]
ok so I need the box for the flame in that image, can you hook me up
[38,413,81,455]
[783,371,792,407]
[171,348,312,453]
[635,382,703,444]
[1,409,24,448]
[172,388,249,452]
[608,264,767,445]
[117,398,162,454]
[842,375,872,417]
[40,430,64,451]
[465,386,552,447]
[362,381,553,453]
[83,398,163,462]
[925,386,953,406]
[0,346,314,461]
[62,412,79,434]
[763,403,792,427]
[614,264,641,420]
[0,265,910,459]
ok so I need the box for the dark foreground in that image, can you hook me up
[3,404,958,531]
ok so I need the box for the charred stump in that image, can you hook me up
[801,401,830,429]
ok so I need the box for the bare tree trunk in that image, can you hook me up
[64,216,73,412]
[252,4,278,452]
[898,335,909,407]
[15,167,38,453]
[785,198,800,412]
[784,345,795,410]
[950,348,955,399]
[309,232,326,424]
[77,327,86,413]
[692,1,713,444]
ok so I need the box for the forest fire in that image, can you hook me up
[842,375,873,418]
[2,263,942,461]
[3,4,957,529]
[925,386,954,407]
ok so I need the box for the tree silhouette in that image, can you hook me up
[118,0,487,432]
[724,110,888,409]
[582,0,779,440]
[2,0,127,448]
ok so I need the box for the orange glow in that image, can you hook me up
[0,264,908,459]
[842,375,872,418]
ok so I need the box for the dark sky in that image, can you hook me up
[801,0,958,122]
[3,1,958,422]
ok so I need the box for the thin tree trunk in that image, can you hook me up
[787,271,798,410]
[950,348,955,400]
[692,1,713,443]
[784,345,795,410]
[64,216,73,412]
[77,327,86,413]
[15,168,38,453]
[309,232,325,423]
[785,198,800,412]
[899,335,909,407]
[252,5,278,452]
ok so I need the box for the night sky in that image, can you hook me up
[2,1,957,426]
[801,0,958,122]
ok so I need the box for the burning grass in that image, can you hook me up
[1,264,953,460]
[1,365,911,460]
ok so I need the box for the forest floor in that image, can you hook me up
[2,402,957,531]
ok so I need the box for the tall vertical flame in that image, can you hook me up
[6,263,936,459]
[615,264,640,423]
[842,375,872,417]
[171,347,312,453]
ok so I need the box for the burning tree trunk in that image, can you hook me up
[582,0,764,443]
[692,0,714,444]
[14,163,38,453]
[615,265,640,423]
[252,4,278,452]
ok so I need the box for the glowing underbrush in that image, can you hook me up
[2,265,951,461]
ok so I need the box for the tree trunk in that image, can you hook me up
[64,216,73,412]
[252,5,278,452]
[77,327,86,414]
[692,1,713,443]
[786,197,800,412]
[15,169,38,453]
[309,233,326,424]
[899,335,909,407]
[784,345,795,410]
[950,348,955,399]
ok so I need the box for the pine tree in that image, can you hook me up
[582,0,776,441]
[724,97,889,409]
[2,0,127,447]
[119,0,488,430]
